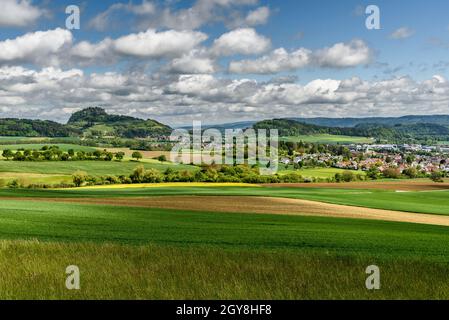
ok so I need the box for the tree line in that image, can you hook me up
[1,146,146,162]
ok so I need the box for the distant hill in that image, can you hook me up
[0,119,79,137]
[199,115,449,132]
[253,119,449,144]
[67,107,172,138]
[289,115,449,128]
[180,120,256,132]
[0,107,172,138]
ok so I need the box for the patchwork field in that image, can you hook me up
[3,184,446,216]
[5,195,449,226]
[0,182,448,299]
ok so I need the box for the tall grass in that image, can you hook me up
[0,240,448,300]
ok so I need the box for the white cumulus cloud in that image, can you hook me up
[229,48,312,74]
[315,39,373,68]
[245,6,270,26]
[0,0,44,27]
[211,28,271,56]
[113,29,208,58]
[0,28,72,66]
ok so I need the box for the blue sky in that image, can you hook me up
[17,0,448,81]
[1,0,449,125]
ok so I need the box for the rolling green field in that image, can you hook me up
[0,182,448,299]
[279,167,366,179]
[0,160,197,176]
[0,198,447,299]
[282,134,374,144]
[0,199,446,259]
[2,185,447,216]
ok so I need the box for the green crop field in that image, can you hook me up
[0,160,197,176]
[1,185,447,215]
[0,198,447,299]
[0,199,446,259]
[279,167,366,179]
[1,184,449,299]
[282,134,374,144]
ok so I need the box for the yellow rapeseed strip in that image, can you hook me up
[77,182,260,190]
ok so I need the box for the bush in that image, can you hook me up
[430,171,444,183]
[7,179,20,189]
[279,173,303,183]
[403,167,418,179]
[72,171,89,187]
[130,165,145,183]
[132,151,143,161]
[382,167,401,179]
[142,169,163,183]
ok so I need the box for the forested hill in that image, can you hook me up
[0,107,172,138]
[290,115,449,128]
[253,119,449,143]
[0,119,78,137]
[67,107,172,138]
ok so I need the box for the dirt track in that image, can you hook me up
[4,196,449,227]
[263,181,449,191]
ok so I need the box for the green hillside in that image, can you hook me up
[67,107,172,138]
[0,107,172,139]
[254,119,449,143]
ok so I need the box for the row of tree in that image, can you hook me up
[335,167,446,182]
[71,165,310,187]
[1,146,146,162]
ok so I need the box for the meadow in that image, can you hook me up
[281,134,374,144]
[279,167,366,179]
[3,240,449,300]
[0,160,196,176]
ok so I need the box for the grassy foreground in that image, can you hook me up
[1,186,449,299]
[1,240,448,300]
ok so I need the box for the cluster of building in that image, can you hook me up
[280,143,449,174]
